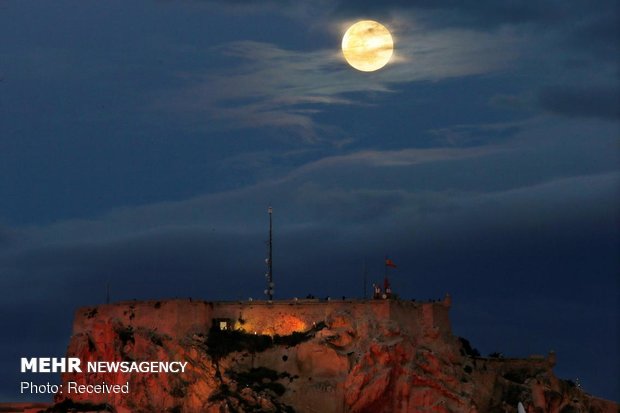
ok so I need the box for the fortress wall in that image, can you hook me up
[73,300,214,338]
[432,301,452,337]
[72,298,453,340]
[210,300,394,336]
[474,355,553,373]
[212,299,455,340]
[388,300,424,336]
[388,299,453,340]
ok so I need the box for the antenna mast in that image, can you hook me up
[265,206,274,300]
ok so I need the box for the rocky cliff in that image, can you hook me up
[48,299,616,413]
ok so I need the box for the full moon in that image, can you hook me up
[342,20,394,72]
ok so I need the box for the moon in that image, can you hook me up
[342,20,394,72]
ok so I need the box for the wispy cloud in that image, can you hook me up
[158,0,619,139]
[539,85,620,120]
[6,116,618,254]
[4,144,500,251]
[161,25,521,141]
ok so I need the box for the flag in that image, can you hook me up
[385,258,397,268]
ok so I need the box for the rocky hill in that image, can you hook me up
[45,298,616,413]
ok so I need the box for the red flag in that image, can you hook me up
[385,258,397,268]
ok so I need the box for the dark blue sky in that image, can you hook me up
[1,0,618,402]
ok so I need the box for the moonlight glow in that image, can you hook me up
[342,20,394,72]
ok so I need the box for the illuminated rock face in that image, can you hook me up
[55,299,617,413]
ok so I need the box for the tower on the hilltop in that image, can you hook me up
[265,206,274,300]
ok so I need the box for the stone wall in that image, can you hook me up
[74,300,214,338]
[72,297,452,340]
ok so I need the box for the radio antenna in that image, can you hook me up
[264,206,274,300]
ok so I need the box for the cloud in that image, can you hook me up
[557,3,620,59]
[203,0,602,32]
[2,144,498,252]
[4,115,617,258]
[426,122,523,147]
[332,0,559,26]
[539,86,620,120]
[6,115,618,255]
[181,0,619,140]
[333,0,619,39]
[0,227,13,249]
[162,26,520,140]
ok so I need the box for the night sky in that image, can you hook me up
[1,0,619,402]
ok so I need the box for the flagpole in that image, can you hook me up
[384,255,388,299]
[384,256,397,299]
[384,255,388,279]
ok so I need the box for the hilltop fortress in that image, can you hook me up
[44,297,616,413]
